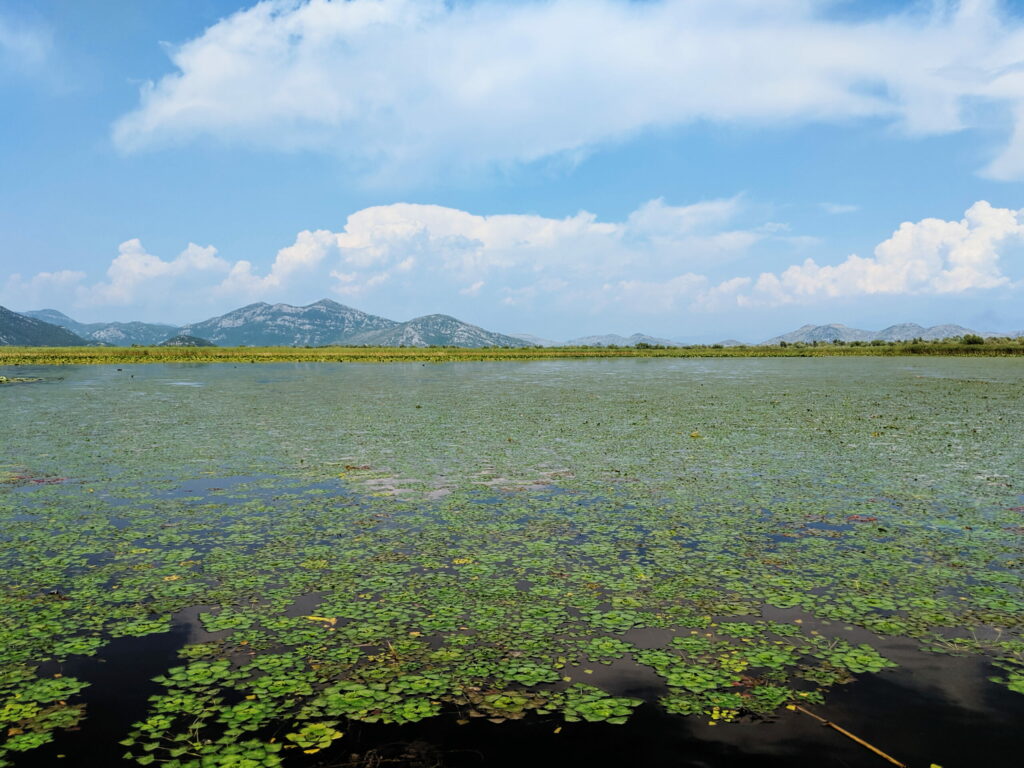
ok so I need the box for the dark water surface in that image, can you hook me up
[2,359,1023,767]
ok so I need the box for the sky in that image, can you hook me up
[2,0,1024,342]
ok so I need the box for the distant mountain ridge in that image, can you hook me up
[180,299,398,346]
[348,314,527,347]
[179,300,522,348]
[159,335,216,347]
[509,333,560,348]
[0,306,88,346]
[24,309,178,346]
[6,302,1022,348]
[759,322,1012,345]
[16,300,525,348]
[563,333,677,347]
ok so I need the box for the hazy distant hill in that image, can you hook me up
[509,333,560,347]
[158,335,216,347]
[13,300,526,348]
[25,309,179,346]
[564,333,676,347]
[180,299,398,346]
[349,314,529,347]
[760,322,1006,345]
[0,306,88,346]
[902,324,977,341]
[761,324,872,344]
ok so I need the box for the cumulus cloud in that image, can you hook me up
[219,229,337,296]
[558,200,1023,312]
[709,201,1024,308]
[1,240,237,321]
[113,0,1024,178]
[213,198,762,305]
[2,270,86,310]
[5,199,1021,323]
[204,199,1024,313]
[86,239,230,306]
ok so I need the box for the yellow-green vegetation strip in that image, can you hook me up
[1,339,1023,365]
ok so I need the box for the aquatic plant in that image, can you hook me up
[1,357,1022,765]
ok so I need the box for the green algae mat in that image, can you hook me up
[1,358,1022,767]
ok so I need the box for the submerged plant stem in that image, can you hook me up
[792,705,907,767]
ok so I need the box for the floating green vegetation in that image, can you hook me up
[1,358,1022,765]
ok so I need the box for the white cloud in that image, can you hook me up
[214,199,1023,314]
[709,201,1023,308]
[0,241,237,321]
[5,199,1021,324]
[2,197,760,318]
[0,13,51,73]
[87,239,230,306]
[601,274,709,314]
[2,270,86,310]
[223,197,760,301]
[219,229,336,295]
[113,0,1024,178]
[820,203,859,215]
[500,278,571,307]
[626,198,741,237]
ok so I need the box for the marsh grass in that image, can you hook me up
[1,339,1023,366]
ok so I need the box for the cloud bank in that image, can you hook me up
[729,201,1022,308]
[4,200,1021,324]
[114,0,1024,178]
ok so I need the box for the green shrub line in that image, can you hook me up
[2,338,1023,365]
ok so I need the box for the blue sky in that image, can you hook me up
[2,0,1024,341]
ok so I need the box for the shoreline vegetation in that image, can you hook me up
[1,337,1024,365]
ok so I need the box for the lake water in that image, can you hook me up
[1,358,1022,767]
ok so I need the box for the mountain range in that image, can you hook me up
[515,323,1021,346]
[24,309,178,346]
[347,314,526,347]
[178,300,526,347]
[1,301,1020,348]
[0,306,87,346]
[561,333,676,347]
[758,322,1019,345]
[179,300,395,346]
[2,300,528,348]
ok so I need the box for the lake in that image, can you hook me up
[1,358,1022,767]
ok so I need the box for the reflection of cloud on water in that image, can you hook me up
[688,634,1024,766]
[875,634,998,715]
[336,462,577,499]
